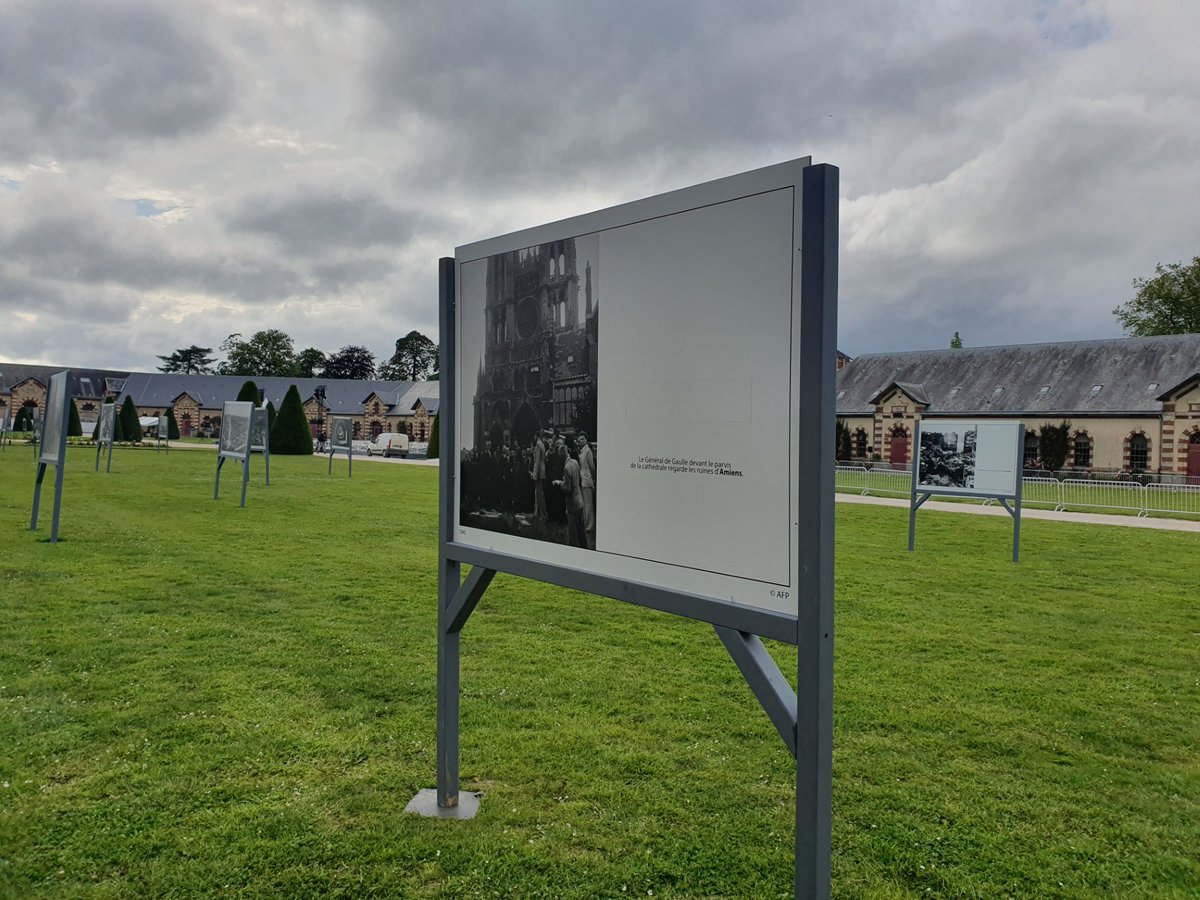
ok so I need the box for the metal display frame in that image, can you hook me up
[31,371,73,543]
[328,415,353,477]
[214,400,257,507]
[154,415,170,452]
[94,402,116,472]
[0,405,8,450]
[250,405,271,485]
[418,161,838,899]
[908,420,1026,562]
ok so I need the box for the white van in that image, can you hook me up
[367,432,409,458]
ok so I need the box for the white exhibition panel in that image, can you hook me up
[916,419,1022,498]
[38,371,69,466]
[218,401,254,459]
[455,160,809,616]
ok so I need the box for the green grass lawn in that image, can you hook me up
[1,448,1197,898]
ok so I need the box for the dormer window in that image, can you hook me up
[991,387,1004,398]
[1146,382,1159,392]
[948,387,960,396]
[1091,384,1103,394]
[1038,385,1051,395]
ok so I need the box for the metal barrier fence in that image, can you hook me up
[1145,482,1200,518]
[833,467,1200,520]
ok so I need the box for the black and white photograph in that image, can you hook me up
[97,405,115,445]
[250,409,268,451]
[38,373,68,465]
[459,235,599,550]
[331,417,352,451]
[219,403,252,458]
[918,426,977,490]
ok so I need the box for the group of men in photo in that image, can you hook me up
[459,428,596,550]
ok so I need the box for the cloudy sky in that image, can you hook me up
[2,0,1197,372]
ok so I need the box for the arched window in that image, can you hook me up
[853,428,868,459]
[1128,433,1149,471]
[1072,432,1092,468]
[1023,432,1039,466]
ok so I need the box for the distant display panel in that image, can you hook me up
[916,420,1022,498]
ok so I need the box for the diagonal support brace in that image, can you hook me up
[445,565,496,634]
[714,625,798,759]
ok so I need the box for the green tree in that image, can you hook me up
[322,345,376,380]
[119,396,143,443]
[1038,420,1072,472]
[1114,256,1200,336]
[157,345,216,374]
[382,331,437,381]
[295,347,327,378]
[270,385,314,455]
[218,330,298,377]
[68,399,83,437]
[950,331,964,349]
[167,406,181,440]
[236,380,261,404]
[427,412,440,459]
[835,418,852,460]
[112,405,125,443]
[266,400,277,433]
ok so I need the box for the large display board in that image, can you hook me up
[914,420,1022,498]
[219,402,254,459]
[38,374,68,466]
[455,164,812,618]
[436,160,838,898]
[328,415,353,477]
[95,402,116,472]
[31,370,72,542]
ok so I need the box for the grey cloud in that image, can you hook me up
[0,0,233,160]
[229,192,430,256]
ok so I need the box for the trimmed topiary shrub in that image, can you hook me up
[119,396,143,442]
[266,400,277,433]
[167,406,181,440]
[15,405,33,432]
[427,412,440,460]
[68,399,83,437]
[269,385,313,455]
[236,380,260,404]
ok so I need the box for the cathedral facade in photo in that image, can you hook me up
[473,236,598,450]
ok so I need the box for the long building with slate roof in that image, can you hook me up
[835,334,1200,477]
[0,364,439,442]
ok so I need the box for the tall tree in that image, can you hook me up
[217,330,298,377]
[167,406,181,440]
[157,345,216,374]
[950,331,964,349]
[383,331,437,381]
[1038,421,1072,472]
[1113,256,1200,336]
[295,347,327,378]
[322,345,377,380]
[119,396,143,442]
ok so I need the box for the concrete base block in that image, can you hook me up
[405,788,481,820]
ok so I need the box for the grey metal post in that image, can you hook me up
[796,162,837,899]
[907,493,931,551]
[30,464,46,530]
[240,459,249,508]
[436,255,463,809]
